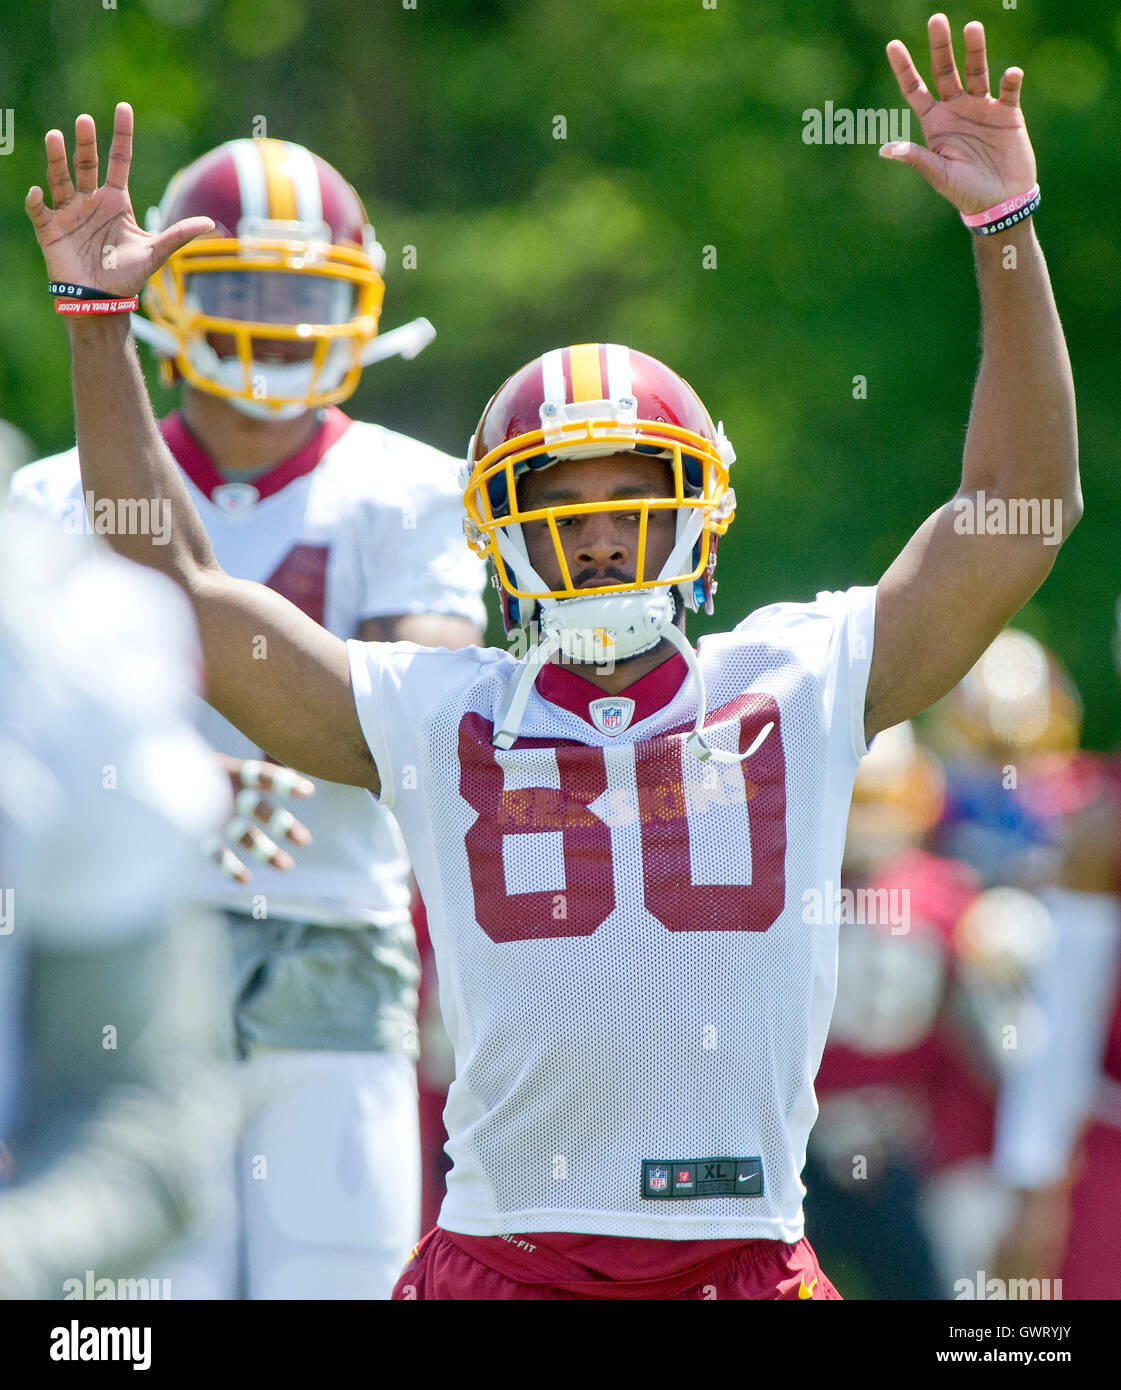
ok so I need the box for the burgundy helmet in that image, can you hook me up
[460,344,737,629]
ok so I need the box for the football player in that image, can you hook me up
[0,479,235,1299]
[13,136,485,1299]
[25,14,1079,1298]
[988,631,1121,1299]
[807,723,980,1300]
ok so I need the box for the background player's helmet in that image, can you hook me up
[924,629,1082,762]
[844,722,946,877]
[460,344,737,631]
[136,139,387,419]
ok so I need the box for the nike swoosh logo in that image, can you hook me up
[737,1171,758,1182]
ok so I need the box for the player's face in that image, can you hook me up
[190,271,354,364]
[517,453,678,591]
[205,332,317,364]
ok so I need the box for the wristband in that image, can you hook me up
[55,296,139,315]
[48,280,119,299]
[961,184,1040,236]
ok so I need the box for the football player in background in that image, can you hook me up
[988,625,1121,1299]
[806,723,986,1299]
[25,13,1079,1298]
[0,446,235,1298]
[13,138,485,1299]
[808,647,1073,1301]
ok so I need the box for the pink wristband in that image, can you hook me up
[961,184,1040,229]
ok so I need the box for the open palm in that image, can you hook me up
[882,14,1037,216]
[25,103,213,297]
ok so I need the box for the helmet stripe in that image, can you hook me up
[230,140,269,224]
[604,343,633,402]
[257,139,299,220]
[283,143,323,224]
[568,342,604,402]
[540,348,566,407]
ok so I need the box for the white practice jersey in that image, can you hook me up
[11,408,487,929]
[347,585,877,1241]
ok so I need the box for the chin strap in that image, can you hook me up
[659,624,773,764]
[492,633,561,749]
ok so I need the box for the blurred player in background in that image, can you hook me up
[925,630,1081,891]
[806,722,978,1298]
[917,629,1111,1295]
[12,138,486,1299]
[989,620,1121,1299]
[0,435,235,1297]
[807,698,1062,1299]
[25,11,1080,1299]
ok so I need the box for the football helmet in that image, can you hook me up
[925,629,1082,761]
[461,344,744,761]
[133,138,432,420]
[845,722,946,875]
[463,343,736,628]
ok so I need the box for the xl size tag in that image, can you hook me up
[642,1156,763,1199]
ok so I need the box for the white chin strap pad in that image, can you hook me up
[183,337,351,419]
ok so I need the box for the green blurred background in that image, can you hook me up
[2,0,1117,744]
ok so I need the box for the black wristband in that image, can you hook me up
[47,281,118,300]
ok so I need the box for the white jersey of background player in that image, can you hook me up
[11,138,485,1299]
[0,479,236,1297]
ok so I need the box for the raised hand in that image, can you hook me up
[24,102,213,297]
[881,14,1037,217]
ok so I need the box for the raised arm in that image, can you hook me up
[863,15,1080,743]
[25,104,378,792]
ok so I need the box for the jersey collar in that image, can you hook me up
[535,650,690,731]
[159,407,352,504]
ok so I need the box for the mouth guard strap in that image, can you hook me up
[659,624,773,765]
[492,634,562,749]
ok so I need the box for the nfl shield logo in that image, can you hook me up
[650,1168,668,1191]
[211,482,260,516]
[588,696,636,737]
